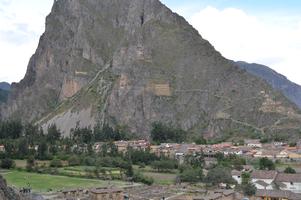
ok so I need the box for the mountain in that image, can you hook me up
[0,82,11,91]
[236,61,301,110]
[0,89,9,103]
[1,0,301,139]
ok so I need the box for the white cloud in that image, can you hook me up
[0,0,53,83]
[189,6,301,85]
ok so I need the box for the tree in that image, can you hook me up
[240,172,256,196]
[259,158,275,170]
[37,140,48,160]
[206,166,235,185]
[195,137,207,145]
[289,142,297,147]
[151,160,177,172]
[1,158,15,169]
[47,124,61,144]
[284,166,296,174]
[151,122,185,143]
[241,172,251,185]
[17,138,29,158]
[26,156,35,172]
[0,120,23,139]
[242,183,257,196]
[179,167,203,183]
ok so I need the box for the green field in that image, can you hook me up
[133,165,177,185]
[2,171,128,192]
[58,166,121,178]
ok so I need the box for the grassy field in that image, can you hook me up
[143,172,177,185]
[133,165,177,185]
[58,166,121,178]
[1,170,128,192]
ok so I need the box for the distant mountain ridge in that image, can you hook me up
[236,61,301,110]
[0,82,10,103]
[0,82,11,91]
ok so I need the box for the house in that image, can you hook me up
[275,173,301,194]
[150,145,160,156]
[192,190,235,200]
[90,188,124,200]
[245,139,262,148]
[276,150,289,159]
[255,189,301,200]
[223,148,243,156]
[274,142,286,147]
[287,152,301,161]
[253,150,277,159]
[114,141,129,153]
[93,142,104,153]
[0,145,5,153]
[242,165,254,173]
[231,170,242,184]
[251,170,278,190]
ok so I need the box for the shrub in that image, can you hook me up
[242,183,256,196]
[0,158,15,169]
[132,172,154,185]
[83,156,95,166]
[50,158,63,168]
[284,166,296,174]
[68,156,81,166]
[26,156,35,172]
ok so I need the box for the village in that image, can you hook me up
[2,137,301,200]
[58,139,301,200]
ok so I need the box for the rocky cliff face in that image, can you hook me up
[236,61,301,110]
[0,175,21,200]
[1,0,301,138]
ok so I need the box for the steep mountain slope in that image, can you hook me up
[1,0,301,138]
[236,61,301,110]
[0,82,11,91]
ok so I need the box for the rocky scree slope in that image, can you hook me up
[1,0,301,139]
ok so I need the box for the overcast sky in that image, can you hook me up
[0,0,301,85]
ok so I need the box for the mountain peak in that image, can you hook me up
[1,0,301,140]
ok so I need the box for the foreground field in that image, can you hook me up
[2,171,128,192]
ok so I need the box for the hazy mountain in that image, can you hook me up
[237,61,301,110]
[1,0,301,139]
[0,82,10,91]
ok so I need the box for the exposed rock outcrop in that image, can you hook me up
[0,175,21,200]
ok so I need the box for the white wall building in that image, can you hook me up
[275,173,301,194]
